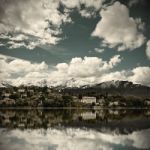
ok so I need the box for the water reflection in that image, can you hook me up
[0,109,150,150]
[0,128,150,150]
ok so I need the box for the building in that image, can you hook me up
[18,88,26,93]
[97,97,105,106]
[109,101,126,107]
[4,93,11,98]
[81,96,96,104]
[28,89,34,95]
[22,93,28,98]
[72,96,79,102]
[0,98,15,105]
[18,88,27,98]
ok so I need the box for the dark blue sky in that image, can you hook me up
[0,0,149,68]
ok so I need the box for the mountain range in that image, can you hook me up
[62,80,150,97]
[1,80,150,97]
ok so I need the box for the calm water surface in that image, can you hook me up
[0,109,150,150]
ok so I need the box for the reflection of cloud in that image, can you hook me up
[0,128,150,150]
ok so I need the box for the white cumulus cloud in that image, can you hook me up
[0,0,71,49]
[0,54,49,85]
[61,0,104,10]
[92,1,145,51]
[1,54,150,87]
[128,66,150,86]
[0,0,107,49]
[47,55,122,87]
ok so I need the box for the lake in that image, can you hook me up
[0,108,150,150]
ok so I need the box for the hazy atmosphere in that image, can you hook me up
[0,0,150,87]
[0,1,150,150]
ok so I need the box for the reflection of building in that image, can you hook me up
[96,110,106,119]
[145,110,150,116]
[145,100,150,106]
[81,112,96,120]
[108,109,126,116]
[81,96,96,104]
[109,109,119,115]
[109,101,119,107]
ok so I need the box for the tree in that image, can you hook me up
[62,95,73,107]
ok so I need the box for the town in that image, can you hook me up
[0,85,150,108]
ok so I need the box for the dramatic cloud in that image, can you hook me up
[47,55,122,86]
[146,40,150,59]
[1,54,150,87]
[0,54,49,85]
[61,0,104,10]
[0,128,150,150]
[0,54,122,86]
[61,0,105,18]
[0,0,106,49]
[92,1,145,51]
[129,66,150,86]
[0,0,71,49]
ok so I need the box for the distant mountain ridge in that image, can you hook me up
[63,80,150,97]
[0,81,13,88]
[0,80,150,97]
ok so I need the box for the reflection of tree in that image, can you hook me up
[0,109,149,133]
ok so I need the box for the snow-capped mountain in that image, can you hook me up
[0,81,13,88]
[1,80,150,97]
[94,80,142,89]
[63,80,150,97]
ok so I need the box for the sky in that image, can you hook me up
[0,0,150,87]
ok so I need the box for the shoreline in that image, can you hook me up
[0,107,150,110]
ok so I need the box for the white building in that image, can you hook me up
[18,89,25,93]
[73,96,79,102]
[4,93,11,98]
[28,89,34,93]
[97,97,105,106]
[81,96,96,104]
